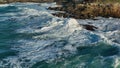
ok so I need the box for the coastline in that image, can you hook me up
[1,0,120,19]
[48,2,120,19]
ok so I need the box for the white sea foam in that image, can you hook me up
[0,2,120,68]
[0,4,9,7]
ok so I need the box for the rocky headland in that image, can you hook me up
[1,0,120,19]
[48,0,120,19]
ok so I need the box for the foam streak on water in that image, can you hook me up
[0,2,120,68]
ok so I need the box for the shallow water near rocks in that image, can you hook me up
[0,2,120,68]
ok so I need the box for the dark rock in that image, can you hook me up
[92,18,99,20]
[82,24,98,31]
[52,12,70,18]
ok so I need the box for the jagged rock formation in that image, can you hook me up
[48,2,120,19]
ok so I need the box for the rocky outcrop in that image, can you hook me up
[48,3,120,19]
[82,24,98,31]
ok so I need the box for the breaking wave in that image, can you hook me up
[0,2,120,68]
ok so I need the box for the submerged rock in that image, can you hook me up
[82,24,98,31]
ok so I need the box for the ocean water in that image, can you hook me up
[0,2,120,68]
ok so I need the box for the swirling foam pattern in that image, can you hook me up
[0,2,120,68]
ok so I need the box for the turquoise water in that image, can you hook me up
[0,3,120,68]
[0,6,20,59]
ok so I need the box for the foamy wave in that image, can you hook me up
[1,2,120,68]
[0,4,9,7]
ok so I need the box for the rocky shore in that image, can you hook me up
[1,0,120,19]
[48,3,120,19]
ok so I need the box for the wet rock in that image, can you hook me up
[92,18,99,20]
[48,7,63,11]
[52,12,70,18]
[82,24,98,31]
[49,2,120,19]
